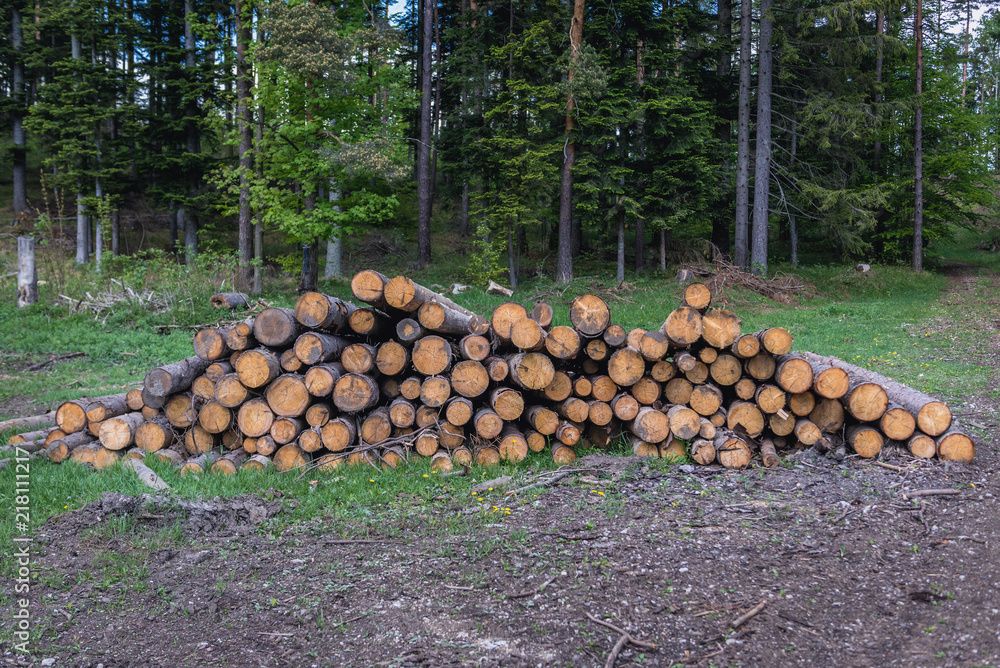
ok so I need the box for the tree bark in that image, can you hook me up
[183,0,199,265]
[324,185,342,279]
[913,0,923,273]
[11,6,27,213]
[712,0,732,256]
[557,0,585,284]
[235,0,253,291]
[416,0,434,265]
[750,0,773,276]
[734,0,752,269]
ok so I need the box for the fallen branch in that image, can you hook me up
[0,411,57,433]
[123,458,171,491]
[730,599,768,629]
[902,488,962,500]
[504,468,606,498]
[24,352,86,372]
[585,610,657,668]
[508,575,557,599]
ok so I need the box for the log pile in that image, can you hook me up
[7,272,975,475]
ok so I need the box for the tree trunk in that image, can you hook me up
[253,11,265,296]
[635,37,646,273]
[17,237,37,307]
[416,0,433,265]
[750,0,773,277]
[184,0,199,265]
[787,115,798,266]
[235,0,253,291]
[324,185,342,279]
[712,0,732,256]
[734,0,752,269]
[557,0,585,284]
[11,6,27,213]
[913,0,923,273]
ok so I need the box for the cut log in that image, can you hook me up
[273,443,309,472]
[907,432,936,459]
[701,309,742,349]
[662,437,687,459]
[754,327,793,355]
[191,376,216,401]
[399,376,422,400]
[584,338,610,361]
[297,426,324,452]
[144,356,212,398]
[430,450,454,471]
[793,419,822,445]
[631,377,662,405]
[348,307,390,337]
[484,356,510,382]
[350,269,391,309]
[768,412,795,437]
[254,434,278,456]
[418,299,490,336]
[210,292,251,309]
[265,374,311,417]
[611,393,640,421]
[45,431,95,462]
[211,374,248,410]
[663,378,694,405]
[488,387,524,421]
[475,442,501,466]
[150,445,185,466]
[699,418,718,440]
[629,406,670,444]
[797,351,952,436]
[221,431,245,451]
[569,294,611,336]
[361,408,392,444]
[375,341,410,376]
[184,425,218,455]
[271,416,306,445]
[279,349,303,373]
[587,400,613,426]
[880,404,917,441]
[241,453,274,472]
[507,353,555,391]
[205,361,233,382]
[237,398,275,438]
[666,405,701,440]
[709,354,742,386]
[473,408,504,439]
[389,398,417,428]
[556,420,581,446]
[631,436,659,457]
[843,381,889,423]
[639,330,671,362]
[193,327,232,361]
[70,443,120,469]
[726,401,765,438]
[674,351,697,372]
[163,394,201,429]
[714,430,752,468]
[698,346,719,364]
[773,356,814,394]
[382,445,408,469]
[294,291,357,331]
[542,371,573,402]
[412,335,454,376]
[788,391,816,417]
[809,398,845,433]
[126,389,145,411]
[385,276,483,319]
[333,374,380,413]
[689,383,724,416]
[936,431,975,463]
[459,334,491,361]
[439,421,465,449]
[234,348,281,389]
[731,334,760,359]
[294,332,350,366]
[690,437,716,465]
[526,405,559,435]
[573,376,592,398]
[7,427,56,445]
[847,424,884,459]
[84,393,130,423]
[304,363,344,398]
[491,302,529,343]
[198,400,233,434]
[602,323,626,347]
[545,326,582,359]
[415,431,439,457]
[759,438,779,467]
[529,302,555,328]
[321,417,357,452]
[525,429,547,453]
[555,397,590,423]
[305,403,332,428]
[650,360,676,383]
[734,377,756,400]
[590,375,618,403]
[225,318,256,351]
[381,378,401,399]
[210,450,248,475]
[682,282,712,311]
[253,307,300,347]
[341,343,378,374]
[551,441,577,465]
[754,384,786,415]
[663,306,703,346]
[744,353,776,381]
[498,425,529,462]
[684,361,709,385]
[445,397,474,426]
[396,318,426,343]
[419,376,451,407]
[450,360,489,398]
[607,347,644,387]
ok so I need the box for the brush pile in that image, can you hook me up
[7,270,975,476]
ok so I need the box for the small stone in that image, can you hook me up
[41,660,56,667]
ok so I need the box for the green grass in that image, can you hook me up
[1,231,997,556]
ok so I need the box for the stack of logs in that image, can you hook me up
[6,272,975,475]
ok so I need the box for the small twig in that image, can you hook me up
[258,632,294,637]
[504,468,606,497]
[507,575,558,599]
[730,599,768,629]
[902,488,962,500]
[324,539,400,545]
[584,611,657,651]
[871,461,906,473]
[832,507,858,524]
[443,584,474,591]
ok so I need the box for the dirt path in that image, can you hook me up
[3,267,999,668]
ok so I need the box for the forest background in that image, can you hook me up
[1,0,999,291]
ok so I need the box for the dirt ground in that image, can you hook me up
[3,268,999,668]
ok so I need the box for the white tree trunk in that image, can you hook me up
[17,237,37,308]
[324,185,342,280]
